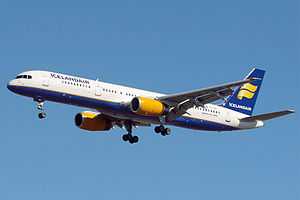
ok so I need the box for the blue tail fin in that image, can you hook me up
[223,68,265,116]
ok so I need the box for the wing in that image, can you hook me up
[158,78,256,119]
[100,114,151,127]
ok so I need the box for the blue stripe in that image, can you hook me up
[8,85,237,131]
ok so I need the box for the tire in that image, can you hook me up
[38,112,46,119]
[129,138,134,144]
[165,128,171,135]
[132,136,139,143]
[154,126,161,133]
[122,134,129,142]
[159,125,165,132]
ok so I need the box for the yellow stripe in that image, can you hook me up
[240,83,257,93]
[237,90,255,100]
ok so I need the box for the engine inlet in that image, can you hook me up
[75,113,83,127]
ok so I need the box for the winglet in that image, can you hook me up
[287,109,296,113]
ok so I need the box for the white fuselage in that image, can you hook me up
[7,70,264,131]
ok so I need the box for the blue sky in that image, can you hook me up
[1,0,299,199]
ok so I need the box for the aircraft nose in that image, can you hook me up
[7,80,17,92]
[7,80,13,90]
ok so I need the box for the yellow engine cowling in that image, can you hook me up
[130,97,166,116]
[74,111,112,131]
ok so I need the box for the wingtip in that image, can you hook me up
[287,109,296,113]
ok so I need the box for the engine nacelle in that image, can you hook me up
[75,111,112,131]
[130,97,166,116]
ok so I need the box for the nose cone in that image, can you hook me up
[7,80,18,93]
[7,80,13,91]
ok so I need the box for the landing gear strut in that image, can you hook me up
[35,99,46,119]
[154,125,171,136]
[122,121,139,144]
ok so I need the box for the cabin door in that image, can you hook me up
[95,84,102,96]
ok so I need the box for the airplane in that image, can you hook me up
[7,68,295,144]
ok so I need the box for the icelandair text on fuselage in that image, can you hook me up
[50,73,90,84]
[229,103,252,111]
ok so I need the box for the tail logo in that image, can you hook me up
[237,83,257,100]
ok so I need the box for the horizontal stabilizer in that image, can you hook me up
[240,110,295,122]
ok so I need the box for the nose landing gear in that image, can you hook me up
[36,100,46,119]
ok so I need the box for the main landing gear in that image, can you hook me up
[154,125,171,136]
[122,121,139,144]
[35,99,46,119]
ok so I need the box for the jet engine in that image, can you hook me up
[130,97,167,116]
[75,111,112,131]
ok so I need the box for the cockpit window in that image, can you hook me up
[16,75,32,79]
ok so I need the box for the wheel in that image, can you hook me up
[154,126,161,133]
[161,128,171,136]
[165,128,171,135]
[38,112,46,119]
[36,101,44,110]
[128,135,138,144]
[132,136,139,143]
[159,125,165,132]
[40,112,46,119]
[129,137,134,144]
[122,134,129,142]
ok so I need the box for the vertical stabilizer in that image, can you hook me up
[223,68,265,116]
